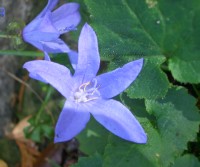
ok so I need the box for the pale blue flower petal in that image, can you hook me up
[23,11,60,50]
[22,0,80,54]
[36,0,59,19]
[23,11,59,40]
[23,60,73,98]
[44,52,51,61]
[24,0,58,32]
[23,31,59,43]
[42,39,70,53]
[96,58,143,99]
[54,101,90,143]
[29,73,48,84]
[74,23,100,83]
[90,99,147,143]
[23,12,70,53]
[35,11,57,33]
[52,3,81,34]
[67,50,78,69]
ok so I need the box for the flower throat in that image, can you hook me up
[74,79,100,103]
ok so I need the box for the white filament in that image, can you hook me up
[74,79,100,103]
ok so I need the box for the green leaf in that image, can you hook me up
[103,117,162,167]
[102,87,200,167]
[145,87,200,165]
[108,56,169,99]
[41,124,54,138]
[72,153,102,167]
[84,0,162,58]
[83,0,170,99]
[24,111,54,143]
[102,97,162,167]
[126,56,169,99]
[172,154,200,167]
[84,0,200,84]
[168,57,200,84]
[160,1,200,83]
[76,117,109,155]
[106,134,160,167]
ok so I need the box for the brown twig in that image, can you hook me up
[0,67,55,124]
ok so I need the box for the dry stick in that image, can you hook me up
[1,67,55,123]
[18,74,29,113]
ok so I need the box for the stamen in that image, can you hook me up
[79,82,90,91]
[73,80,100,103]
[92,79,98,88]
[83,97,98,102]
[88,85,100,95]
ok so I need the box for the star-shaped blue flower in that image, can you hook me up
[23,0,81,53]
[23,24,147,143]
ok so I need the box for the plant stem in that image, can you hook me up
[0,50,44,57]
[0,34,17,39]
[35,87,55,124]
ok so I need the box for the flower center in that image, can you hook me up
[74,79,100,103]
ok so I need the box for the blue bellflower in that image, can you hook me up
[0,7,5,17]
[22,0,81,53]
[23,24,147,143]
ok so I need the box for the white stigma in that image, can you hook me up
[74,79,100,103]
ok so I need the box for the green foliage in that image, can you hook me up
[125,56,169,99]
[84,0,162,58]
[160,1,200,83]
[74,88,200,167]
[77,117,109,155]
[0,139,20,167]
[101,87,200,167]
[84,0,171,99]
[172,154,200,167]
[24,114,54,143]
[84,0,200,84]
[23,87,56,143]
[106,55,169,99]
